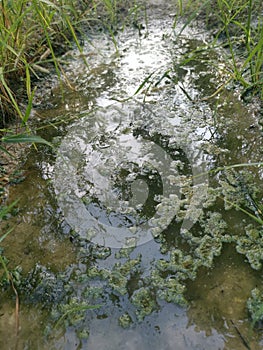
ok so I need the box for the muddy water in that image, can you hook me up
[1,2,263,350]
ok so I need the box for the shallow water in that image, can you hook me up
[1,2,263,349]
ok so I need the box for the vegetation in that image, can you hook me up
[0,0,139,129]
[247,288,263,328]
[0,0,262,129]
[0,0,81,127]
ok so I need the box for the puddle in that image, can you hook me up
[1,1,263,349]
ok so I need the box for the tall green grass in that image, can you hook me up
[0,0,90,127]
[0,0,140,129]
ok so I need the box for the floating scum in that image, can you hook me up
[53,102,209,249]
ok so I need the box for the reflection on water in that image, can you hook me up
[0,1,262,349]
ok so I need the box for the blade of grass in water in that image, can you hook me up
[222,198,263,225]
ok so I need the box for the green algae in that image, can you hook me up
[194,235,222,268]
[55,297,101,329]
[49,156,263,332]
[247,288,263,327]
[207,169,263,271]
[236,226,263,270]
[118,312,133,328]
[115,245,136,259]
[108,270,128,295]
[22,264,69,306]
[131,287,158,321]
[156,277,186,305]
[156,249,197,280]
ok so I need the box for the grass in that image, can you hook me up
[0,0,140,130]
[0,0,92,128]
[175,0,263,99]
[0,0,141,162]
[0,0,261,128]
[216,0,263,98]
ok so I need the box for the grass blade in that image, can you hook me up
[0,199,20,221]
[1,134,53,147]
[23,87,36,124]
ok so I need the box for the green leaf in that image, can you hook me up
[1,134,53,147]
